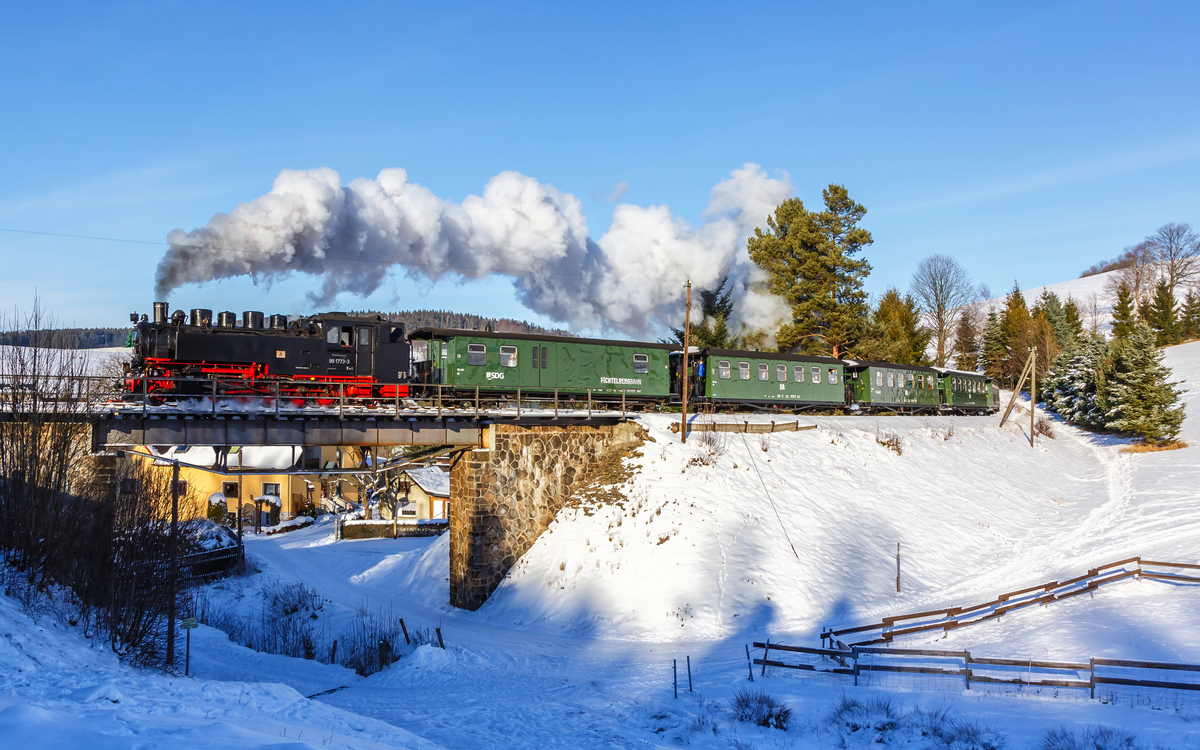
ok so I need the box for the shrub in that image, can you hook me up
[729,687,791,730]
[829,694,898,733]
[1041,725,1139,750]
[875,426,904,455]
[1034,415,1056,439]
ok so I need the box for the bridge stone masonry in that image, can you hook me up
[449,420,645,610]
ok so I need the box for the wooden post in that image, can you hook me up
[1089,657,1095,699]
[436,627,445,649]
[1030,347,1036,448]
[964,651,971,690]
[621,388,626,418]
[587,389,592,418]
[516,387,521,419]
[167,460,179,665]
[681,280,691,444]
[687,655,693,692]
[400,618,410,645]
[761,639,769,676]
[475,386,479,421]
[554,388,558,418]
[745,644,754,682]
[998,349,1035,428]
[896,542,901,592]
[673,659,678,699]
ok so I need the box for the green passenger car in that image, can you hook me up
[689,349,845,408]
[843,360,942,412]
[934,368,994,412]
[407,328,673,399]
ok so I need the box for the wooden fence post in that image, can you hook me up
[761,639,769,676]
[673,659,678,698]
[964,651,971,690]
[745,645,754,682]
[1089,657,1095,699]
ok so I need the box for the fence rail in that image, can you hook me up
[819,557,1198,647]
[751,641,1200,699]
[669,420,818,434]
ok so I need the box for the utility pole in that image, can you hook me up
[167,460,179,666]
[681,280,691,444]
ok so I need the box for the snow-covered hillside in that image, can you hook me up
[3,343,1199,748]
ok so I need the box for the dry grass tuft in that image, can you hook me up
[1121,441,1188,453]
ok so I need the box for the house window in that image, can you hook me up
[776,364,787,382]
[875,371,883,387]
[794,365,805,383]
[262,482,280,497]
[467,344,486,366]
[718,361,731,379]
[633,353,649,374]
[811,366,821,384]
[222,482,238,498]
[738,362,750,380]
[499,346,518,367]
[828,369,838,385]
[758,363,769,381]
[887,372,895,388]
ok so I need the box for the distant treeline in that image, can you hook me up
[367,309,574,337]
[1,327,131,349]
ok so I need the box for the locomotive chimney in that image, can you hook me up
[153,302,169,324]
[242,311,264,329]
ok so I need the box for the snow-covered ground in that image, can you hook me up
[3,342,1200,748]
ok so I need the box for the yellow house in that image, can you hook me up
[378,466,450,520]
[144,445,368,523]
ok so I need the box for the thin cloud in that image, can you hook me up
[604,181,629,203]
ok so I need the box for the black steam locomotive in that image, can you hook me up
[125,302,410,399]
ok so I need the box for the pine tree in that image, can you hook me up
[1105,321,1186,443]
[997,283,1030,386]
[670,276,737,348]
[1181,291,1200,342]
[1037,290,1076,353]
[979,309,1004,378]
[856,288,931,365]
[1041,334,1111,428]
[952,310,978,371]
[748,187,872,357]
[1145,280,1181,346]
[1063,297,1084,342]
[1110,283,1136,342]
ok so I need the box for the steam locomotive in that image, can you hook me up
[125,302,409,399]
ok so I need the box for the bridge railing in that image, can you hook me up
[0,372,643,419]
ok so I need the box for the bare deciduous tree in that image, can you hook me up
[909,254,974,367]
[1149,222,1200,292]
[1104,241,1159,312]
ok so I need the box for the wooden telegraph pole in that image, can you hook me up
[680,280,692,444]
[998,347,1038,448]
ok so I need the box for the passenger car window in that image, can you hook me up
[738,362,750,380]
[499,346,518,367]
[907,373,914,389]
[467,344,486,366]
[887,371,895,388]
[794,365,804,383]
[719,361,731,379]
[875,371,883,387]
[758,363,769,381]
[633,354,649,374]
[776,364,786,382]
[829,369,838,385]
[812,366,821,384]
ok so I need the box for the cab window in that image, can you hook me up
[467,344,486,366]
[718,361,731,379]
[633,353,649,374]
[499,346,518,367]
[738,362,750,380]
[326,327,340,345]
[794,365,805,383]
[776,364,787,382]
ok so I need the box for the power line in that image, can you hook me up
[0,226,166,246]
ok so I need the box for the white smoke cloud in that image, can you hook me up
[156,163,793,339]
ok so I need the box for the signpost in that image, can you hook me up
[181,616,199,676]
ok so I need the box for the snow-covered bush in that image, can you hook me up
[729,687,791,730]
[828,699,1008,749]
[1041,725,1138,750]
[181,518,239,551]
[829,694,898,734]
[263,516,313,535]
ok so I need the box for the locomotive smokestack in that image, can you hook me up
[153,302,168,324]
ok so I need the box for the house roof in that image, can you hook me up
[405,466,450,498]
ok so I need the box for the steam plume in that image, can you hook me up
[156,163,792,338]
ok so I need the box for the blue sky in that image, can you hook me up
[1,1,1197,331]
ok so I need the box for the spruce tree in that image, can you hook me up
[998,283,1030,386]
[1145,280,1180,346]
[670,276,737,348]
[1041,334,1111,428]
[1063,297,1085,341]
[1110,283,1136,342]
[952,310,979,371]
[1105,321,1186,443]
[1181,291,1200,342]
[1037,290,1076,353]
[748,187,872,356]
[979,309,1005,379]
[857,288,931,365]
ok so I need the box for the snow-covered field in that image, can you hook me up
[3,342,1200,748]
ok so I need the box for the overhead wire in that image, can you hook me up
[738,430,799,560]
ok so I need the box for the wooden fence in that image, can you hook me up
[819,556,1200,647]
[669,421,818,434]
[752,642,1200,698]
